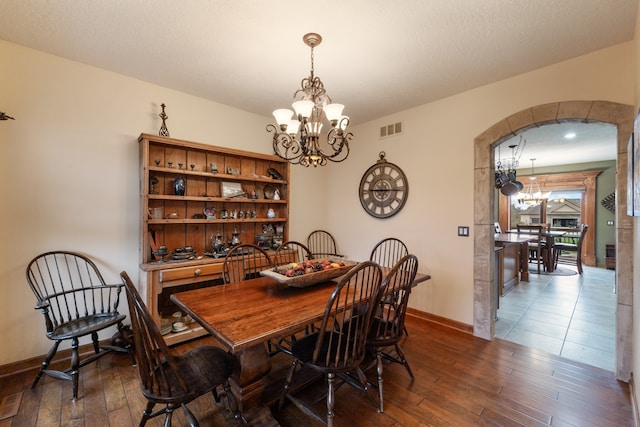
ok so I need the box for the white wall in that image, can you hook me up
[0,38,634,367]
[0,40,325,365]
[327,42,634,325]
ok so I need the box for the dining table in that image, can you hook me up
[507,229,567,273]
[170,269,430,426]
[495,233,534,282]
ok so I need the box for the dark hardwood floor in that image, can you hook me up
[0,315,632,426]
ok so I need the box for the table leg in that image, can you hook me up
[546,236,555,273]
[519,241,529,281]
[230,343,280,426]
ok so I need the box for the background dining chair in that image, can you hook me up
[516,224,549,274]
[274,240,312,266]
[369,237,409,269]
[554,224,589,274]
[366,254,418,413]
[279,261,382,427]
[120,271,240,426]
[369,237,411,336]
[271,241,314,355]
[306,229,343,259]
[25,250,131,400]
[222,243,273,284]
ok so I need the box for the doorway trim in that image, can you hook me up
[473,100,634,380]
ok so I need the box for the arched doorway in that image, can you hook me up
[473,100,634,381]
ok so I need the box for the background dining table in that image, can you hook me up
[507,229,567,273]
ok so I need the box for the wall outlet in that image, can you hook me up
[458,226,469,236]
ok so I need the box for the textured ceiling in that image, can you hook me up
[496,122,618,168]
[1,0,636,165]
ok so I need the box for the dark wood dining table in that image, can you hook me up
[495,233,534,281]
[170,270,430,426]
[506,229,567,273]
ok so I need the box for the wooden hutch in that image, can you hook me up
[137,133,289,345]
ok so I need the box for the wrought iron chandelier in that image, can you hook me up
[267,33,353,167]
[495,138,525,196]
[514,158,552,210]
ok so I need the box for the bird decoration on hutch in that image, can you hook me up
[267,33,353,167]
[0,111,15,121]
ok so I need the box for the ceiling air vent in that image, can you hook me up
[379,121,403,139]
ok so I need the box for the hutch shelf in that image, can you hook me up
[137,133,290,345]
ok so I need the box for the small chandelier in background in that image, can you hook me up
[267,33,353,167]
[495,137,525,196]
[514,158,552,210]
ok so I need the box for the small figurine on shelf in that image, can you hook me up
[210,162,218,174]
[273,189,281,200]
[149,176,159,194]
[249,189,259,199]
[173,176,186,196]
[230,229,241,247]
[159,103,170,137]
[203,207,216,219]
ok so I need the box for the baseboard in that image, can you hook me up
[631,372,639,427]
[4,311,471,378]
[406,307,474,334]
[0,341,112,379]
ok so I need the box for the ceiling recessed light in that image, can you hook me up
[564,132,576,139]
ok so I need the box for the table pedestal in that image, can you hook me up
[229,344,280,426]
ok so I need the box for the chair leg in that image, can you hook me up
[70,337,80,401]
[577,253,583,274]
[140,401,155,426]
[162,406,174,427]
[32,340,61,389]
[376,351,384,413]
[394,343,414,379]
[279,358,299,410]
[91,331,100,354]
[117,322,137,366]
[326,372,335,427]
[181,403,199,427]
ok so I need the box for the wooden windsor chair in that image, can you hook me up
[279,261,383,427]
[121,271,240,426]
[25,251,132,400]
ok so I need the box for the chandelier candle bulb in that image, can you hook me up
[273,109,294,128]
[324,103,344,122]
[292,100,314,118]
[287,119,301,135]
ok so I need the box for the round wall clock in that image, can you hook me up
[359,151,409,218]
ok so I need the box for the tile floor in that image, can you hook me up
[495,263,616,371]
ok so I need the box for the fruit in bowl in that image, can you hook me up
[272,259,346,278]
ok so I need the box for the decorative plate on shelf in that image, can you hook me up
[260,258,357,288]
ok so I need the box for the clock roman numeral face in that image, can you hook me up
[359,159,408,218]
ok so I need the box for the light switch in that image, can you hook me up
[458,226,469,237]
